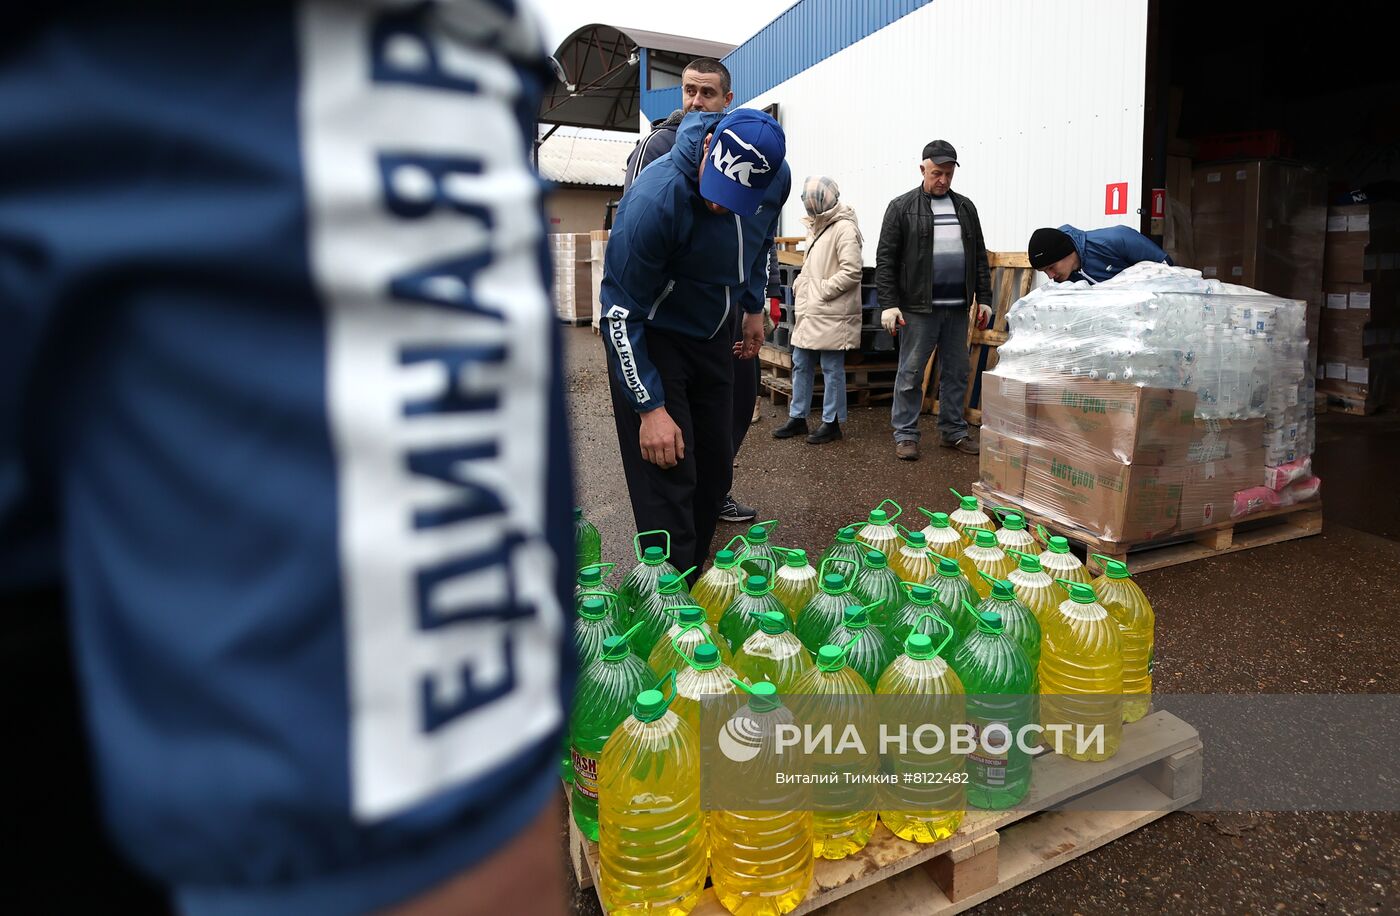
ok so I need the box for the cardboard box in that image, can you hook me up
[1186,418,1265,464]
[979,371,1033,439]
[1027,377,1196,466]
[1319,308,1370,361]
[978,431,1028,500]
[1021,444,1182,543]
[1179,448,1266,530]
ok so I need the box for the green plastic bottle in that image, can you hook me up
[795,558,859,656]
[853,549,904,633]
[770,546,820,622]
[692,535,747,630]
[877,619,967,843]
[1090,554,1155,724]
[854,498,903,558]
[574,594,623,672]
[1035,525,1091,584]
[673,642,743,738]
[789,642,877,860]
[992,508,1038,553]
[1005,549,1069,626]
[718,565,788,655]
[624,566,698,657]
[948,488,994,543]
[975,573,1042,676]
[1040,581,1124,761]
[733,610,817,694]
[598,675,708,915]
[948,607,1036,810]
[882,582,955,648]
[738,520,781,577]
[575,562,618,607]
[617,530,681,629]
[826,603,897,690]
[925,552,982,643]
[820,525,867,570]
[575,506,602,572]
[648,604,731,678]
[569,626,652,840]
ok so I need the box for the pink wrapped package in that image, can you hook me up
[1233,476,1322,518]
[1263,457,1312,491]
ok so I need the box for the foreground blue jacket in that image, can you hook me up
[601,110,791,412]
[1060,224,1173,283]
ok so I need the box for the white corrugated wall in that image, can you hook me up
[742,0,1150,264]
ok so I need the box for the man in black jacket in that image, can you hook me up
[876,140,992,460]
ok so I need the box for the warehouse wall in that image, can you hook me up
[736,0,1149,262]
[545,187,618,234]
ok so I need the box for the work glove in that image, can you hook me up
[769,297,781,326]
[881,307,905,335]
[976,302,993,330]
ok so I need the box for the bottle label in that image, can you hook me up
[966,718,1010,786]
[571,748,600,800]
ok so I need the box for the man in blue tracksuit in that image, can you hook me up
[1028,224,1173,283]
[602,109,791,580]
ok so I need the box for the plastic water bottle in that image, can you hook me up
[673,642,743,738]
[710,680,814,915]
[890,524,938,585]
[575,506,602,572]
[570,626,652,840]
[795,558,860,656]
[992,509,1038,554]
[963,529,1016,599]
[826,603,897,690]
[877,619,967,843]
[975,574,1042,677]
[1040,581,1124,761]
[948,607,1035,809]
[738,520,782,576]
[718,566,788,655]
[915,508,968,567]
[598,675,708,914]
[820,525,867,570]
[948,488,995,543]
[576,562,617,607]
[691,536,746,630]
[770,547,820,622]
[925,552,982,642]
[649,604,732,678]
[1035,525,1091,584]
[1005,549,1069,626]
[617,530,681,632]
[883,582,955,648]
[1090,555,1155,723]
[854,498,903,559]
[626,566,698,657]
[852,549,905,633]
[733,609,817,696]
[574,594,623,672]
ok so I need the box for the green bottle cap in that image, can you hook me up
[714,549,738,569]
[758,610,788,634]
[834,526,857,543]
[960,496,980,512]
[937,557,962,577]
[574,507,584,521]
[578,598,608,620]
[745,679,781,712]
[869,508,889,525]
[1009,549,1042,574]
[577,567,603,587]
[658,574,685,594]
[746,524,770,543]
[909,585,934,605]
[743,574,769,595]
[822,573,846,593]
[693,643,721,668]
[783,549,808,568]
[976,610,1003,633]
[677,606,705,625]
[1093,553,1132,579]
[1064,581,1098,604]
[601,635,631,660]
[864,550,887,569]
[972,529,998,548]
[980,574,1015,601]
[816,644,846,671]
[927,511,951,529]
[905,632,935,659]
[634,688,668,722]
[1000,511,1026,531]
[1046,536,1071,554]
[642,546,666,564]
[842,605,869,628]
[904,530,927,548]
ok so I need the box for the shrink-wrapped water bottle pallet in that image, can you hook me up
[568,710,1202,915]
[969,482,1323,575]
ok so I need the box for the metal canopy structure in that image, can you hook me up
[540,24,735,132]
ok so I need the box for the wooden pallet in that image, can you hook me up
[970,481,1323,574]
[762,374,896,409]
[760,346,899,408]
[558,315,593,327]
[569,710,1201,915]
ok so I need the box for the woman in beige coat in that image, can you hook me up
[773,176,864,444]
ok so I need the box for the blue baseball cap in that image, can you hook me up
[699,109,786,217]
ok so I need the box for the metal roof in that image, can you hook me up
[536,133,633,188]
[540,23,735,131]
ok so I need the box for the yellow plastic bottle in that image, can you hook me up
[692,536,747,630]
[733,610,817,694]
[1005,549,1069,626]
[992,509,1038,554]
[710,680,814,916]
[598,677,708,915]
[889,524,937,585]
[962,529,1015,600]
[854,498,903,559]
[771,547,820,621]
[948,489,994,543]
[915,509,968,567]
[789,643,877,860]
[877,619,967,843]
[673,642,743,738]
[1038,581,1124,762]
[649,605,732,678]
[1090,554,1155,723]
[1035,525,1091,584]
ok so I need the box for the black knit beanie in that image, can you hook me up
[1027,228,1076,269]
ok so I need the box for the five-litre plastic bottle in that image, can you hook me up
[1005,549,1069,626]
[649,604,732,678]
[576,562,618,607]
[733,610,817,694]
[710,680,815,916]
[575,506,602,572]
[691,536,747,630]
[795,558,860,656]
[789,643,878,860]
[925,553,982,643]
[770,547,820,622]
[854,499,903,558]
[948,607,1036,809]
[673,642,744,739]
[963,529,1016,600]
[598,676,708,915]
[617,530,681,629]
[916,508,969,567]
[877,619,967,843]
[975,574,1042,681]
[1039,581,1124,762]
[626,567,699,657]
[948,489,994,543]
[882,582,954,648]
[575,594,623,671]
[992,508,1038,554]
[719,566,789,655]
[1035,525,1091,584]
[570,626,653,840]
[853,549,905,633]
[738,520,782,577]
[1090,554,1154,723]
[820,525,867,570]
[890,524,938,585]
[826,603,897,690]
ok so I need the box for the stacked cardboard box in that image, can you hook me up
[589,230,608,330]
[1317,203,1400,411]
[550,233,594,323]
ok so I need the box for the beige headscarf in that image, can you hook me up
[801,175,840,217]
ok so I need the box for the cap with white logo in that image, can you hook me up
[700,108,786,217]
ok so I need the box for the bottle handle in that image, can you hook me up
[665,604,707,625]
[634,529,671,562]
[916,506,939,524]
[948,487,970,505]
[819,556,859,591]
[992,506,1016,523]
[742,556,777,581]
[894,522,916,543]
[911,612,956,660]
[619,619,645,644]
[722,534,747,556]
[750,519,781,536]
[1090,553,1129,576]
[576,590,619,616]
[652,669,678,711]
[675,566,698,582]
[578,562,616,580]
[875,497,904,522]
[1035,523,1052,547]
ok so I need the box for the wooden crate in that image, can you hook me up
[569,710,1202,915]
[970,481,1323,574]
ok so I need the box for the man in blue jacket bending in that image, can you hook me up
[602,108,791,579]
[1028,225,1173,284]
